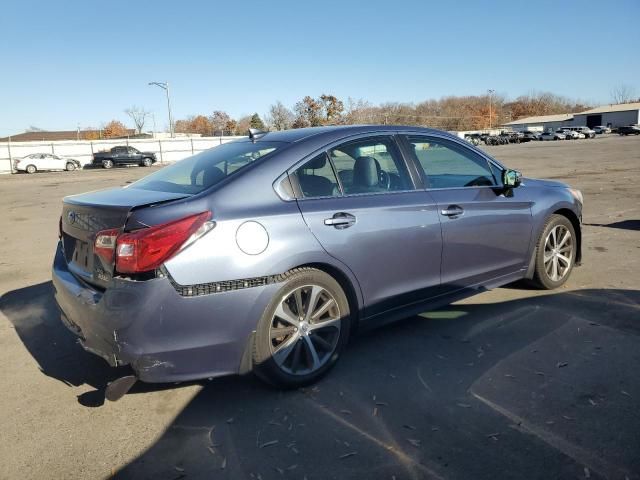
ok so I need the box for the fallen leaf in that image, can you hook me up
[376,402,388,406]
[174,466,185,472]
[275,467,284,475]
[373,407,378,416]
[562,415,574,421]
[207,446,216,455]
[588,399,597,406]
[621,390,631,397]
[403,424,416,430]
[221,457,227,470]
[407,438,421,447]
[339,452,357,459]
[457,403,471,408]
[556,362,568,368]
[584,467,591,478]
[535,371,546,376]
[226,418,235,424]
[286,464,298,471]
[340,409,352,415]
[431,427,440,432]
[504,374,515,378]
[260,440,279,449]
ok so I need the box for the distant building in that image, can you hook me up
[503,102,640,131]
[502,113,576,132]
[572,102,640,129]
[0,129,137,142]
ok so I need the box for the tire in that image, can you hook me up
[253,267,351,388]
[26,164,37,174]
[141,157,153,167]
[531,214,577,290]
[65,162,76,171]
[102,159,114,169]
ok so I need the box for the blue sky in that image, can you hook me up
[1,0,638,136]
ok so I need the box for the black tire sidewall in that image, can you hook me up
[533,215,577,289]
[103,160,113,169]
[253,268,351,388]
[66,162,75,171]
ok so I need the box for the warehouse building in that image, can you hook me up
[572,102,640,129]
[502,113,575,132]
[503,102,640,131]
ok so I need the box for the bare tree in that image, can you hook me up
[125,106,151,134]
[611,84,637,104]
[266,101,294,130]
[210,111,231,135]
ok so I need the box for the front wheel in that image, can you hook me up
[532,214,577,289]
[66,162,76,171]
[102,159,114,169]
[141,157,153,167]
[253,268,351,388]
[26,164,37,174]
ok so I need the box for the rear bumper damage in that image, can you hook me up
[52,241,277,383]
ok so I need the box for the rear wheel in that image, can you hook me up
[102,159,114,169]
[532,215,576,290]
[141,157,153,167]
[26,164,37,174]
[65,162,76,171]
[253,268,351,388]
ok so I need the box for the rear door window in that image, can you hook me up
[328,136,413,195]
[293,153,340,198]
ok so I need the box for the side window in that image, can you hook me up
[329,136,413,195]
[406,136,496,189]
[294,153,340,198]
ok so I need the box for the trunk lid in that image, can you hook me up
[61,187,190,288]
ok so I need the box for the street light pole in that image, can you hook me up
[487,89,495,130]
[149,81,174,138]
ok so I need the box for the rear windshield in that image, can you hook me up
[129,141,282,194]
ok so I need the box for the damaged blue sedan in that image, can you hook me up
[52,125,583,400]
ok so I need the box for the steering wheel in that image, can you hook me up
[464,176,493,187]
[378,170,391,190]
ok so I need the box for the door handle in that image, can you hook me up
[440,205,464,217]
[324,212,356,229]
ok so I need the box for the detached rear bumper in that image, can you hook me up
[52,242,278,382]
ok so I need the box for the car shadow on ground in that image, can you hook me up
[2,284,639,479]
[585,219,640,231]
[115,288,640,480]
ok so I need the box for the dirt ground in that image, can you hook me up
[0,135,639,479]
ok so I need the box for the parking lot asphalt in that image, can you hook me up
[0,135,639,479]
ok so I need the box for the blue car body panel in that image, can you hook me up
[52,125,583,383]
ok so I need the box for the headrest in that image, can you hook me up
[353,156,380,188]
[305,154,327,170]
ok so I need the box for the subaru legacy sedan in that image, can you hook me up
[52,125,583,399]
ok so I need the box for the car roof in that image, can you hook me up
[251,124,451,144]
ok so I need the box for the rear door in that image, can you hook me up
[292,135,443,318]
[112,147,126,164]
[400,134,533,290]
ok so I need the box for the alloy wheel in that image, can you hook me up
[269,285,341,375]
[543,225,573,282]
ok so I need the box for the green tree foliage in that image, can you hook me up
[250,113,266,130]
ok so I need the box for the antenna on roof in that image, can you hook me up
[248,128,268,142]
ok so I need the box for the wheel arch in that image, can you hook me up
[296,262,363,334]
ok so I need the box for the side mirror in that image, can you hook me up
[502,169,522,188]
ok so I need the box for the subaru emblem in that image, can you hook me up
[67,211,77,224]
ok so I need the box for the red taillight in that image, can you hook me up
[115,212,212,274]
[95,228,120,264]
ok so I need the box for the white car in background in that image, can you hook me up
[593,126,611,134]
[540,131,566,141]
[558,128,584,140]
[14,153,81,174]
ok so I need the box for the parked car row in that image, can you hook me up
[12,146,159,173]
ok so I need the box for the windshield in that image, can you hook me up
[129,141,282,194]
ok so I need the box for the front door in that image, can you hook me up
[293,135,443,318]
[401,134,533,290]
